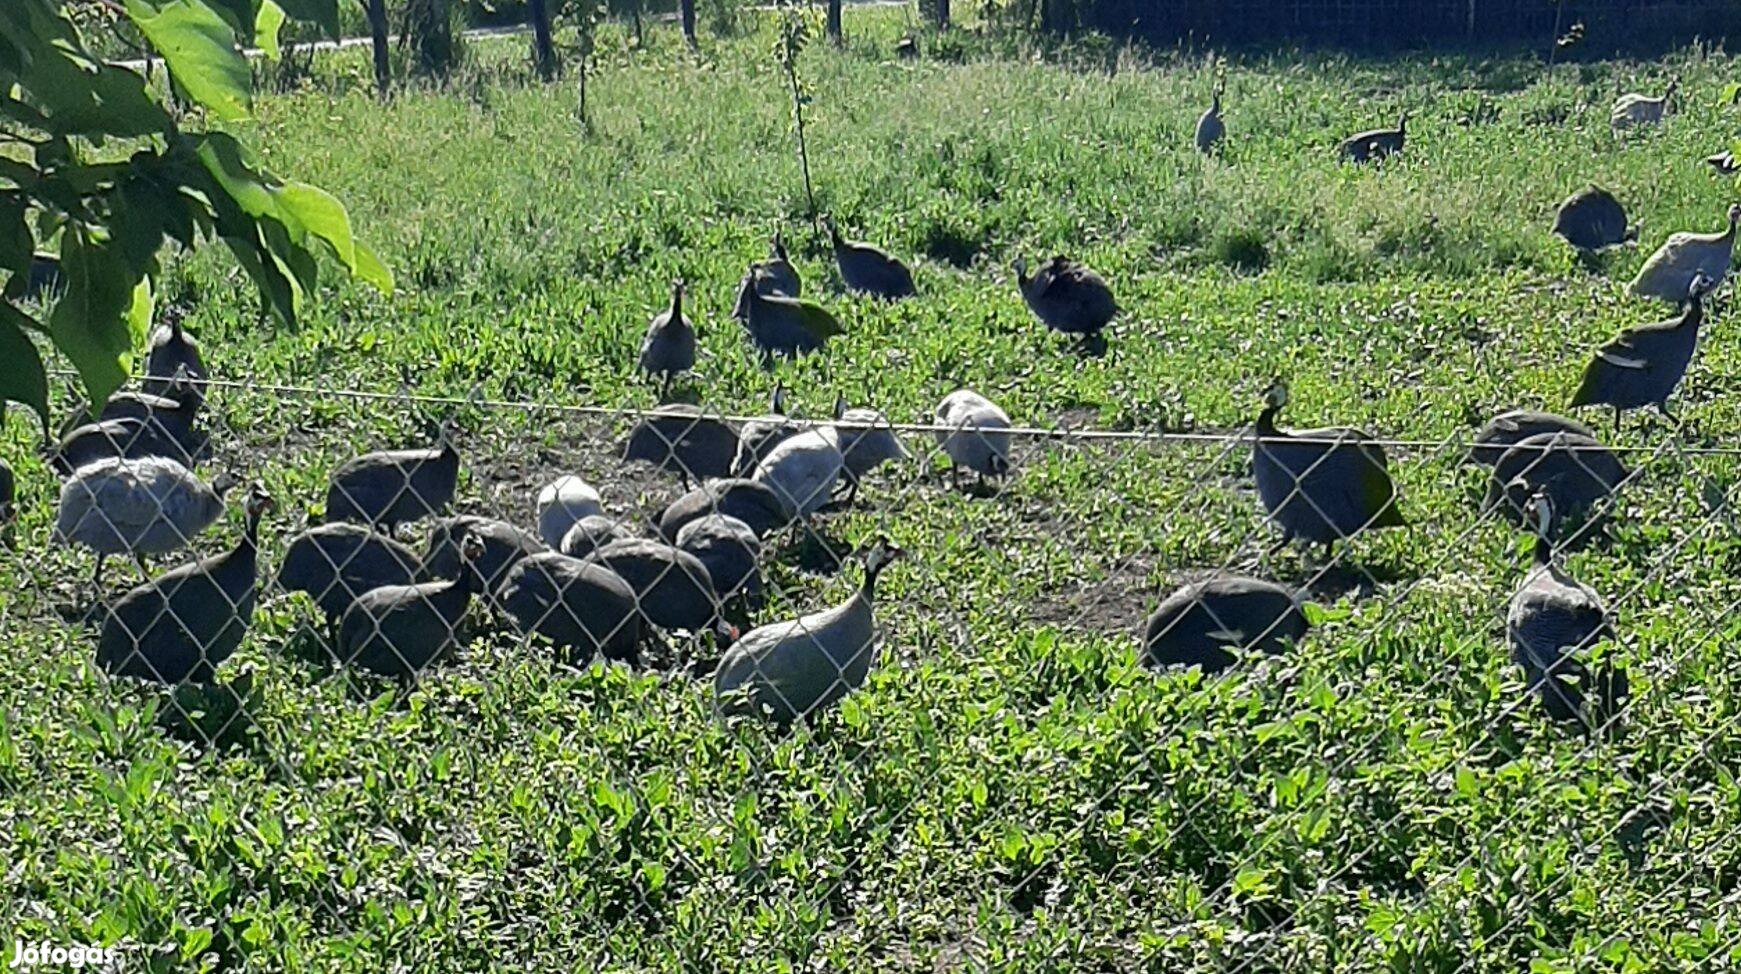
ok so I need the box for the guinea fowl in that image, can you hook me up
[832,399,910,504]
[1469,410,1597,467]
[639,280,696,397]
[536,475,604,549]
[935,389,1013,489]
[1553,186,1638,252]
[1144,573,1309,672]
[582,537,721,634]
[734,384,800,475]
[824,216,917,299]
[277,522,420,622]
[325,430,460,530]
[1014,256,1116,340]
[676,514,764,606]
[1707,150,1738,175]
[1630,204,1740,301]
[731,232,803,322]
[714,536,901,724]
[1571,272,1714,429]
[752,426,846,521]
[51,411,208,477]
[1252,381,1404,556]
[337,532,486,677]
[657,478,787,541]
[1484,431,1629,545]
[419,515,545,603]
[496,551,643,665]
[733,269,844,365]
[1195,84,1225,154]
[622,404,740,487]
[1610,79,1676,130]
[143,310,208,408]
[1507,492,1628,724]
[1338,112,1406,163]
[559,515,633,559]
[54,457,229,584]
[96,484,271,684]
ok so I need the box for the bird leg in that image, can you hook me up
[134,553,150,576]
[1613,406,1622,435]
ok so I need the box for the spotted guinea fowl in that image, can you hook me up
[143,309,207,408]
[277,522,420,622]
[1144,573,1309,672]
[1507,491,1628,724]
[1571,272,1714,429]
[677,514,764,606]
[1252,381,1404,556]
[832,398,909,504]
[752,426,845,522]
[734,384,800,475]
[1610,79,1676,131]
[1630,204,1740,302]
[536,475,604,549]
[622,404,740,487]
[714,536,901,723]
[730,233,803,323]
[639,280,696,397]
[559,514,633,559]
[1469,410,1596,467]
[336,532,486,677]
[1553,186,1638,252]
[496,551,643,665]
[51,414,208,476]
[657,478,787,540]
[419,515,545,603]
[935,389,1012,489]
[54,456,229,584]
[1014,256,1116,340]
[583,537,721,635]
[96,484,271,684]
[1483,431,1629,546]
[733,269,845,365]
[325,430,460,530]
[824,216,916,299]
[1338,112,1406,163]
[1195,84,1225,154]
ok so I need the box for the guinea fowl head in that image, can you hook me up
[1261,380,1290,413]
[1011,257,1030,287]
[770,229,790,263]
[669,279,685,315]
[821,215,845,248]
[861,535,905,594]
[1727,203,1741,230]
[1396,110,1408,133]
[1688,271,1716,303]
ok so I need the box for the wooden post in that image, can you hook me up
[528,0,556,79]
[827,0,842,45]
[680,0,698,49]
[365,0,390,96]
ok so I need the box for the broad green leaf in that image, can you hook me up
[0,5,170,137]
[125,0,252,122]
[276,181,355,265]
[0,303,49,431]
[127,277,155,346]
[49,229,143,410]
[351,241,394,294]
[255,0,286,60]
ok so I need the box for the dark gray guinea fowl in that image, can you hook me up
[1469,410,1597,467]
[143,312,208,409]
[639,280,696,396]
[1252,382,1404,554]
[324,433,460,529]
[825,216,916,299]
[419,515,545,602]
[53,414,208,475]
[559,514,634,559]
[1144,574,1309,672]
[337,532,485,677]
[657,478,787,540]
[1552,186,1637,252]
[1014,256,1116,338]
[277,522,421,620]
[676,513,764,606]
[1506,492,1627,724]
[582,537,719,632]
[1570,272,1713,428]
[496,551,644,665]
[622,405,740,486]
[96,484,272,684]
[1484,431,1629,543]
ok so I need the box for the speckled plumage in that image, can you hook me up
[1144,574,1308,672]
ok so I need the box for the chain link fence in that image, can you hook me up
[7,367,1741,967]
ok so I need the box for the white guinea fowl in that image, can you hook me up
[54,456,228,584]
[1630,204,1740,302]
[751,426,845,521]
[934,389,1013,487]
[536,475,604,548]
[1610,79,1677,130]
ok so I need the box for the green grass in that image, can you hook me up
[8,12,1741,971]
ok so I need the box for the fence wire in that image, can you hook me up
[3,368,1739,969]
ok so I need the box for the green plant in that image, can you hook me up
[775,2,820,221]
[0,0,390,428]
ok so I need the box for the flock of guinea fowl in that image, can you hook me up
[6,72,1732,727]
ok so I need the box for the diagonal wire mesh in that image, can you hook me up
[5,366,1741,969]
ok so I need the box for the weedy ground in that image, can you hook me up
[6,10,1741,971]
